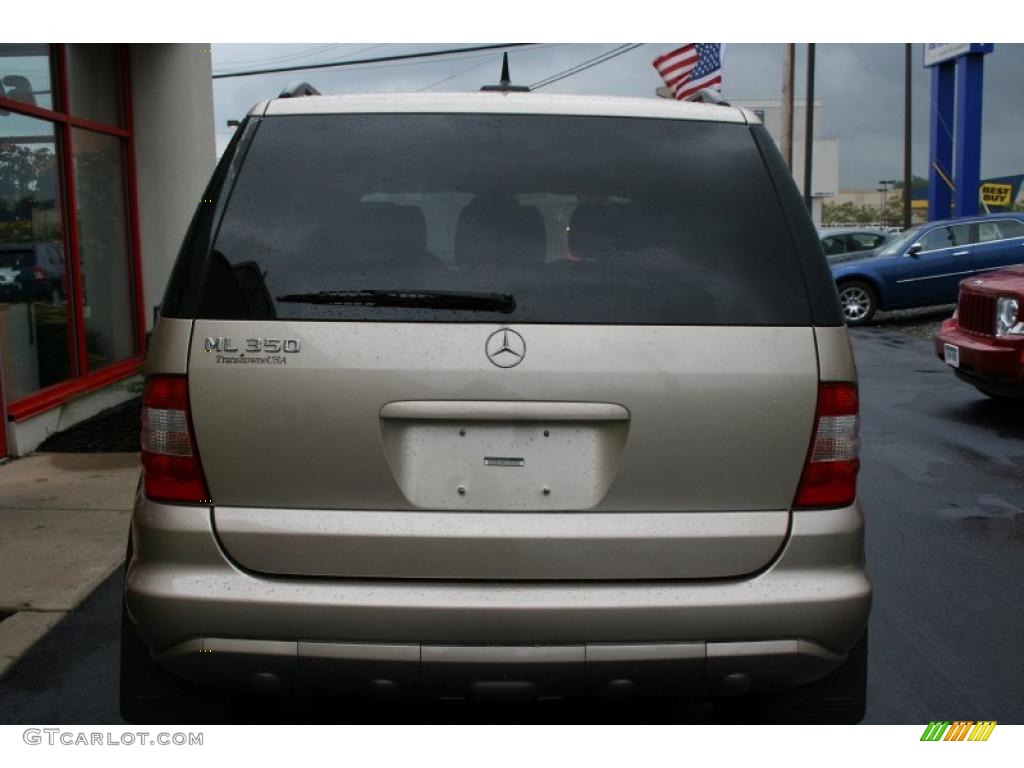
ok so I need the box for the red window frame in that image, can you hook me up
[1,44,146,423]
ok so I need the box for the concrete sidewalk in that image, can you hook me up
[0,453,139,678]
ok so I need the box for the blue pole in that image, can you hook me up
[953,54,985,217]
[927,62,955,221]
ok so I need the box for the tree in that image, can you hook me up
[823,192,912,228]
[823,200,881,225]
[0,144,58,239]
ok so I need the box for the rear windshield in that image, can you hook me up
[194,113,812,325]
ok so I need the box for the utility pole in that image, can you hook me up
[903,43,912,229]
[782,43,795,170]
[803,43,816,212]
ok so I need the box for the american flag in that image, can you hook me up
[653,44,724,101]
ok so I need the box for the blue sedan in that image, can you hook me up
[831,213,1024,324]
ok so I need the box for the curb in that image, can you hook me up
[0,560,122,680]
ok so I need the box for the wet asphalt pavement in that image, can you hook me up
[0,326,1021,724]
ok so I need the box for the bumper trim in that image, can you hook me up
[155,637,845,698]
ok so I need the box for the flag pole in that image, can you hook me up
[803,43,816,213]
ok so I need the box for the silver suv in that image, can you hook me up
[121,92,870,723]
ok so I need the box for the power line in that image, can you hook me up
[529,44,633,89]
[415,44,564,92]
[212,43,534,80]
[417,54,502,92]
[212,44,387,77]
[212,43,347,72]
[529,44,643,90]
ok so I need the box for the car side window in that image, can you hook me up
[998,219,1024,240]
[822,236,845,255]
[847,233,882,251]
[978,223,1002,242]
[919,224,971,252]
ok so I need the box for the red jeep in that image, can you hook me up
[936,266,1024,399]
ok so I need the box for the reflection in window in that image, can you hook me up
[73,128,135,371]
[0,113,73,400]
[0,44,55,112]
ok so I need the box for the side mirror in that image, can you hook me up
[907,242,923,258]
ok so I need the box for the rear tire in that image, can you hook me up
[837,281,878,326]
[120,539,231,724]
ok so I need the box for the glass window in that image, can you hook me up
[979,220,1024,242]
[920,224,971,252]
[822,236,845,255]
[203,114,814,325]
[978,222,1001,242]
[0,113,74,400]
[72,128,135,370]
[66,45,122,127]
[995,219,1024,240]
[0,44,55,112]
[846,233,884,251]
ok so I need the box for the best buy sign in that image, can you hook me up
[979,183,1013,207]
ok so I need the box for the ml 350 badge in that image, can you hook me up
[203,337,301,366]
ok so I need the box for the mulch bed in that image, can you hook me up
[37,397,142,453]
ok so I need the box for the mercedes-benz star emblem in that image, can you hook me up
[485,329,526,368]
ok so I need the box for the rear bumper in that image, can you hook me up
[126,493,871,697]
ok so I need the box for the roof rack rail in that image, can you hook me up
[480,52,530,93]
[683,88,730,106]
[278,82,321,99]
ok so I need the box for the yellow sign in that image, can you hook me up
[979,183,1013,206]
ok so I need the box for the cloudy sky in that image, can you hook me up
[211,43,1023,189]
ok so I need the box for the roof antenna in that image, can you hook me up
[481,52,530,92]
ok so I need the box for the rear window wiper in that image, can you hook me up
[275,289,516,314]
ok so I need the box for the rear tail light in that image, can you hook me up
[31,266,46,281]
[141,375,210,504]
[794,382,860,509]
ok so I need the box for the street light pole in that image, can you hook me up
[903,43,913,229]
[879,179,898,228]
[803,43,816,212]
[782,43,795,171]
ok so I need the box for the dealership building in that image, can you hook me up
[0,44,214,458]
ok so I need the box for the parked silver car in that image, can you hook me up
[819,228,892,263]
[122,92,870,723]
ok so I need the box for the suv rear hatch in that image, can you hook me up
[165,100,840,581]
